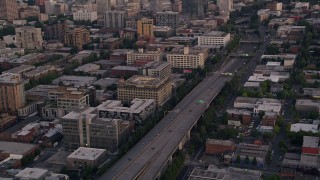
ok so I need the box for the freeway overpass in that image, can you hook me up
[99,57,246,180]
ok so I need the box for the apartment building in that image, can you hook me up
[167,46,209,69]
[64,27,90,51]
[139,61,172,78]
[15,26,43,50]
[118,75,172,106]
[104,10,126,28]
[97,98,156,123]
[44,20,70,41]
[198,31,231,48]
[73,10,97,22]
[62,107,132,152]
[41,86,89,119]
[0,0,19,21]
[137,18,154,37]
[126,49,163,65]
[0,73,25,114]
[155,11,179,29]
[266,2,283,11]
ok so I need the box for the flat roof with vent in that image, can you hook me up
[67,147,106,161]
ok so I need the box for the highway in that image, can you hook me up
[100,56,248,180]
[100,27,271,179]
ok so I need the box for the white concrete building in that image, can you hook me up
[290,123,319,133]
[15,26,43,50]
[198,31,231,48]
[167,47,209,69]
[73,10,97,22]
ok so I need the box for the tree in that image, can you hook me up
[265,44,280,55]
[235,155,241,164]
[273,125,280,134]
[245,156,250,165]
[252,156,257,166]
[258,111,265,119]
[263,132,274,140]
[0,25,15,38]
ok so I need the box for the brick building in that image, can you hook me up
[206,139,235,155]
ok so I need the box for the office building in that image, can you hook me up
[41,86,89,119]
[66,147,107,170]
[97,98,156,123]
[137,18,154,37]
[104,10,126,28]
[44,20,70,41]
[266,2,282,11]
[182,0,205,18]
[18,6,40,20]
[155,11,179,29]
[126,49,163,65]
[198,31,231,48]
[64,27,90,51]
[73,10,97,22]
[62,107,132,152]
[0,73,25,114]
[15,26,43,50]
[150,0,171,13]
[118,75,172,106]
[217,0,233,15]
[167,46,209,69]
[0,0,19,21]
[96,0,115,18]
[139,61,172,78]
[44,0,68,15]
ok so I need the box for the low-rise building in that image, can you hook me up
[188,166,262,180]
[4,65,35,74]
[303,88,320,99]
[0,113,17,132]
[261,112,277,127]
[206,139,235,155]
[167,46,209,69]
[52,75,96,87]
[0,48,24,58]
[295,99,320,113]
[233,143,270,167]
[23,65,56,79]
[227,109,252,125]
[261,54,296,68]
[197,31,231,48]
[110,66,139,78]
[66,147,107,170]
[0,141,38,162]
[118,75,172,106]
[268,18,295,29]
[253,99,282,115]
[15,168,68,180]
[290,123,319,133]
[74,63,100,73]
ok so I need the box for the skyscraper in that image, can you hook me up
[0,0,19,22]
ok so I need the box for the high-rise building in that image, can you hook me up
[44,20,70,41]
[0,73,25,114]
[118,75,172,106]
[62,106,133,152]
[0,0,19,22]
[103,10,127,28]
[96,0,116,17]
[217,0,233,15]
[15,26,43,50]
[182,0,205,18]
[64,27,90,51]
[155,11,179,29]
[137,18,154,37]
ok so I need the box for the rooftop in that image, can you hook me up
[3,65,35,74]
[201,31,229,37]
[290,123,319,133]
[303,136,319,148]
[49,86,88,99]
[97,98,155,114]
[52,75,96,87]
[67,147,106,161]
[119,75,169,88]
[15,168,48,179]
[206,139,234,146]
[0,73,23,84]
[26,85,59,98]
[112,66,139,71]
[0,141,37,155]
